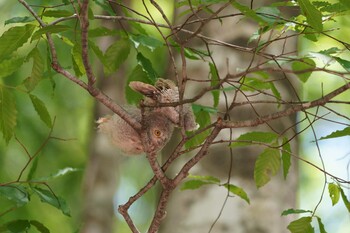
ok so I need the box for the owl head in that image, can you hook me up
[144,112,174,153]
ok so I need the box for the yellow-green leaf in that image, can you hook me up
[24,48,44,91]
[254,147,281,188]
[29,94,52,128]
[0,57,25,79]
[291,58,316,83]
[224,184,250,204]
[287,217,314,233]
[0,86,17,143]
[104,39,130,76]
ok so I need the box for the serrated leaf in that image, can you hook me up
[281,208,313,216]
[209,63,220,107]
[328,183,340,206]
[24,48,44,91]
[316,216,327,233]
[0,57,25,79]
[185,106,211,149]
[254,147,281,188]
[287,217,314,233]
[319,126,350,140]
[297,0,323,32]
[29,94,52,128]
[0,24,36,61]
[0,86,17,143]
[339,186,350,212]
[42,10,74,18]
[125,65,149,105]
[71,42,85,77]
[0,185,29,207]
[129,34,163,51]
[33,187,71,216]
[29,220,50,233]
[32,25,71,41]
[282,138,291,179]
[89,40,106,64]
[33,167,81,182]
[333,57,350,72]
[231,131,278,148]
[5,16,35,25]
[224,184,250,204]
[136,53,158,82]
[104,39,130,76]
[291,58,316,83]
[7,220,31,233]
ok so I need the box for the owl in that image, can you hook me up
[97,109,174,155]
[129,78,198,131]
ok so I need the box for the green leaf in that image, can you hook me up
[89,40,106,64]
[7,220,31,233]
[224,184,250,204]
[129,34,163,51]
[209,63,220,108]
[333,57,350,72]
[5,16,35,25]
[33,167,82,182]
[32,25,71,41]
[136,53,158,82]
[181,175,220,190]
[89,27,119,37]
[281,208,313,216]
[231,1,267,24]
[287,217,314,233]
[125,65,149,105]
[191,104,218,114]
[185,105,212,149]
[42,10,74,18]
[104,39,130,76]
[339,186,350,212]
[33,187,71,216]
[0,24,36,61]
[29,220,50,233]
[320,126,350,140]
[29,94,52,128]
[231,131,278,148]
[282,138,291,179]
[254,147,281,188]
[316,216,327,233]
[256,6,281,25]
[27,157,39,182]
[241,77,271,91]
[0,185,30,207]
[328,183,340,206]
[291,58,316,83]
[0,86,17,143]
[24,48,44,91]
[71,42,85,77]
[0,57,25,79]
[297,0,323,32]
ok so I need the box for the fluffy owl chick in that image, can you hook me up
[97,109,174,155]
[129,79,198,131]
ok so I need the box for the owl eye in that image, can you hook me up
[153,129,162,137]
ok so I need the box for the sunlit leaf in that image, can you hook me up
[328,183,340,206]
[241,77,271,91]
[0,24,35,61]
[231,131,278,148]
[0,57,25,79]
[188,174,220,183]
[181,175,220,190]
[129,34,163,51]
[5,16,35,25]
[297,0,323,32]
[136,52,158,82]
[0,185,29,207]
[319,126,350,140]
[0,86,17,143]
[33,187,71,216]
[24,48,44,91]
[282,138,291,179]
[104,39,130,76]
[287,217,314,233]
[224,184,250,204]
[32,25,71,41]
[254,147,281,188]
[291,58,316,83]
[33,167,82,182]
[29,94,52,128]
[281,208,313,216]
